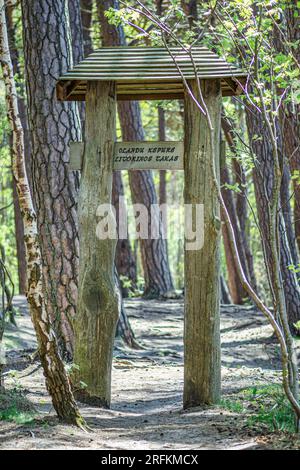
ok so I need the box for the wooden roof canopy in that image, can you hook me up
[56,46,247,101]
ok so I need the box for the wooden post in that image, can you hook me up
[183,79,222,408]
[74,81,119,407]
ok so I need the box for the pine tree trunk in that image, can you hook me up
[0,0,84,426]
[68,0,84,65]
[220,275,231,304]
[221,163,248,304]
[272,4,300,260]
[158,106,167,207]
[81,0,93,55]
[118,101,174,298]
[96,0,138,295]
[231,157,257,291]
[284,2,300,253]
[246,108,300,333]
[115,267,139,348]
[74,81,119,407]
[22,0,82,359]
[78,0,136,342]
[221,115,257,294]
[184,80,221,407]
[280,162,298,267]
[180,0,198,28]
[113,171,137,296]
[98,0,174,298]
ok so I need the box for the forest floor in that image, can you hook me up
[0,296,300,450]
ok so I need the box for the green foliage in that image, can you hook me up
[245,385,296,433]
[220,398,244,414]
[0,388,37,425]
[221,385,296,433]
[293,321,300,335]
[0,406,36,425]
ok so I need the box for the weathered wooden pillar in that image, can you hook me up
[183,79,222,408]
[74,81,119,407]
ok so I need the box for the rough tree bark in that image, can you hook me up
[280,162,298,267]
[232,156,257,291]
[118,102,174,298]
[158,106,167,207]
[272,11,299,267]
[0,0,84,426]
[74,81,119,407]
[68,0,84,65]
[184,80,221,407]
[94,0,138,293]
[113,171,137,296]
[282,2,300,253]
[221,163,248,304]
[98,0,174,298]
[156,2,167,209]
[22,0,82,359]
[180,0,198,29]
[78,0,136,342]
[81,0,93,55]
[246,108,300,333]
[221,116,257,300]
[222,114,257,291]
[220,275,231,304]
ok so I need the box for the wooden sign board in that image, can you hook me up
[69,141,184,171]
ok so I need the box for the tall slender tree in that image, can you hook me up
[280,1,300,253]
[98,0,174,298]
[181,0,253,303]
[79,0,138,296]
[6,4,28,294]
[246,103,300,333]
[81,0,93,55]
[21,0,82,359]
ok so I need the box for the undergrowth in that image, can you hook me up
[221,384,295,433]
[0,388,37,425]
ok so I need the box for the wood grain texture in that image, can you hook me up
[183,79,222,407]
[74,81,119,407]
[69,141,184,171]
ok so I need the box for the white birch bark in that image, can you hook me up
[0,0,84,426]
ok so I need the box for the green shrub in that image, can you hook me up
[221,384,295,433]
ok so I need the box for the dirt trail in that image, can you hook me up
[0,296,298,450]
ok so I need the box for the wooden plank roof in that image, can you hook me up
[56,46,247,101]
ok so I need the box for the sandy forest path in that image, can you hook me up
[1,296,299,450]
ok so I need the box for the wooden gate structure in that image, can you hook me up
[57,46,246,409]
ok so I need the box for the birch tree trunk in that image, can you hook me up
[0,0,84,426]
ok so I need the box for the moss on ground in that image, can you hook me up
[0,388,37,424]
